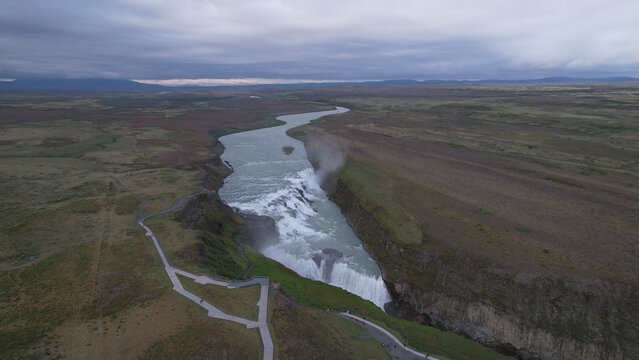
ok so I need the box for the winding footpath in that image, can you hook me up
[338,312,438,360]
[135,190,274,360]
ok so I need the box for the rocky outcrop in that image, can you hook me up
[174,138,237,231]
[201,139,233,190]
[175,191,233,230]
[239,214,280,249]
[331,173,638,360]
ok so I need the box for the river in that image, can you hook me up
[218,107,391,309]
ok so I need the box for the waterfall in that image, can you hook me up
[219,107,391,310]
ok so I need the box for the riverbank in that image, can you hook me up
[285,85,639,360]
[0,91,334,359]
[135,190,274,360]
[217,107,393,309]
[211,106,512,359]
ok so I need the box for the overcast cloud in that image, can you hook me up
[1,0,638,80]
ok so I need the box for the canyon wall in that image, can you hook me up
[331,173,637,360]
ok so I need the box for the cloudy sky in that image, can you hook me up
[1,0,638,82]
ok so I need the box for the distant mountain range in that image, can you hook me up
[0,76,638,91]
[479,76,639,84]
[355,77,639,85]
[0,78,164,91]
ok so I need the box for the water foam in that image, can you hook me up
[219,107,392,310]
[263,246,391,308]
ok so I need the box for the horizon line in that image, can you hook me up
[132,76,639,87]
[2,76,639,88]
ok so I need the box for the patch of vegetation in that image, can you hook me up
[515,226,532,233]
[545,176,582,188]
[246,246,511,360]
[0,244,94,356]
[115,195,140,215]
[106,181,118,196]
[71,180,111,197]
[39,136,79,148]
[0,91,339,357]
[287,129,306,137]
[67,199,101,214]
[531,159,562,169]
[474,223,488,233]
[42,131,117,158]
[199,230,244,279]
[337,161,423,245]
[269,287,391,360]
[503,165,535,174]
[87,237,165,319]
[579,167,607,176]
[282,146,295,155]
[140,320,261,360]
[474,208,491,215]
[179,275,260,320]
[446,142,470,150]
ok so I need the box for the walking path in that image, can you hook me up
[338,312,439,360]
[135,192,273,360]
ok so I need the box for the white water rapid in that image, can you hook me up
[218,107,391,309]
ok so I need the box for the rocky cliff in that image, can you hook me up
[331,172,638,360]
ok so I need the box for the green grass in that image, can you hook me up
[503,165,535,174]
[42,131,117,158]
[68,199,101,214]
[114,195,140,215]
[338,161,423,245]
[515,226,532,233]
[579,167,607,176]
[0,244,94,356]
[474,208,491,215]
[198,202,247,279]
[269,289,392,359]
[545,176,582,188]
[182,230,245,280]
[139,319,262,360]
[178,275,260,320]
[245,246,512,360]
[531,159,562,169]
[0,91,342,358]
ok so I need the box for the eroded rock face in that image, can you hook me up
[311,248,344,282]
[175,138,235,229]
[240,214,280,250]
[176,191,233,230]
[331,176,638,360]
[202,139,233,189]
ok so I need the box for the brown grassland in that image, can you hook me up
[284,83,639,359]
[4,83,636,360]
[289,83,639,282]
[0,91,335,359]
